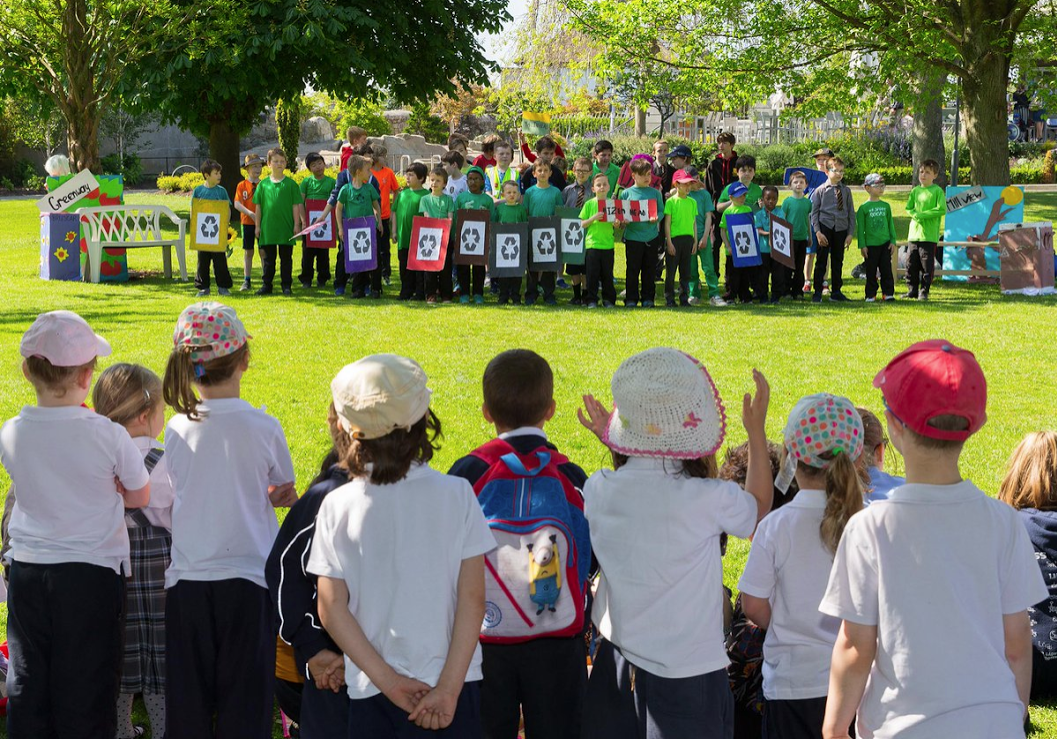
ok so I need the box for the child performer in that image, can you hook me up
[857,173,897,302]
[252,148,304,296]
[234,154,264,291]
[192,159,234,297]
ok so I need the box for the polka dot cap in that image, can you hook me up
[172,302,251,364]
[783,393,864,470]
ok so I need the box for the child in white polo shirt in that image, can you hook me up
[0,311,151,739]
[576,349,773,739]
[821,340,1048,739]
[738,394,865,739]
[161,302,297,739]
[308,355,495,737]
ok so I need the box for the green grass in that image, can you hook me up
[2,191,1057,736]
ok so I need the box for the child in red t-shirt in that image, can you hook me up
[233,154,264,291]
[370,144,401,284]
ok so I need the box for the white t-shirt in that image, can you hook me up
[738,489,841,699]
[164,398,295,589]
[130,436,174,531]
[307,463,495,699]
[444,175,469,201]
[585,458,758,678]
[0,405,148,574]
[820,481,1049,739]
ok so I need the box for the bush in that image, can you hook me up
[332,97,390,139]
[156,171,204,192]
[1010,162,1045,184]
[406,102,448,144]
[101,153,143,185]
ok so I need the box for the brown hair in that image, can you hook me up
[345,125,367,143]
[905,414,970,451]
[483,349,553,429]
[93,363,163,427]
[447,133,469,151]
[921,159,940,173]
[163,344,249,421]
[267,148,288,164]
[346,155,370,177]
[442,150,465,168]
[827,156,845,169]
[494,140,513,155]
[343,410,442,484]
[534,136,557,154]
[717,132,736,145]
[630,159,652,176]
[999,431,1057,511]
[592,173,609,186]
[612,452,719,479]
[720,440,799,508]
[789,170,808,184]
[371,144,388,160]
[430,165,449,184]
[201,159,222,177]
[533,159,552,174]
[573,157,592,170]
[24,356,97,397]
[804,451,863,553]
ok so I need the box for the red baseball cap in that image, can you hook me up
[873,340,986,441]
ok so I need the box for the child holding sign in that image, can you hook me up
[336,156,383,299]
[192,159,234,297]
[419,167,456,303]
[299,152,336,289]
[580,173,617,308]
[753,186,786,303]
[454,167,494,304]
[620,158,664,308]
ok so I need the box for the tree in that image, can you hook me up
[275,98,301,164]
[0,0,177,172]
[137,0,507,195]
[561,0,1057,184]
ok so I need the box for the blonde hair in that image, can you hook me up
[163,344,249,421]
[93,363,163,427]
[999,431,1057,511]
[346,155,370,177]
[801,451,863,554]
[905,414,969,452]
[24,356,96,397]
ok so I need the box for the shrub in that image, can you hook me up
[101,153,143,185]
[332,96,390,139]
[1010,162,1045,184]
[156,171,204,192]
[406,102,448,143]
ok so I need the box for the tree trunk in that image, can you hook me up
[209,118,242,203]
[961,30,1013,185]
[635,108,646,137]
[62,0,101,172]
[911,69,947,187]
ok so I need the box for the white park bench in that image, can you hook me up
[77,206,187,283]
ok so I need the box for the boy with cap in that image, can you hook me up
[1,311,151,739]
[719,181,755,304]
[856,173,897,302]
[663,169,699,307]
[308,355,495,737]
[821,340,1047,739]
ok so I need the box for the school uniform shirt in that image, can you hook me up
[857,200,897,248]
[663,193,698,239]
[523,184,564,218]
[300,175,337,204]
[585,458,758,678]
[419,193,455,220]
[563,180,591,209]
[865,467,904,505]
[719,203,753,236]
[820,480,1049,739]
[337,181,380,220]
[371,166,400,219]
[753,206,786,254]
[579,198,615,250]
[0,406,149,574]
[394,188,428,250]
[906,184,946,242]
[809,181,854,233]
[1018,509,1057,661]
[253,176,304,246]
[306,463,496,700]
[719,181,763,212]
[130,436,175,531]
[235,180,259,225]
[164,399,295,589]
[444,175,469,202]
[620,185,665,243]
[519,167,567,194]
[494,202,528,224]
[738,489,840,700]
[781,195,812,240]
[454,190,495,216]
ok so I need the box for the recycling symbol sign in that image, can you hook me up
[201,214,219,239]
[734,229,752,255]
[351,229,370,254]
[313,224,328,240]
[564,223,583,250]
[462,223,483,254]
[535,230,556,257]
[501,236,519,261]
[419,233,437,259]
[773,229,788,254]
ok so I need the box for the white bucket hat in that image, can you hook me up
[331,354,432,439]
[603,348,727,459]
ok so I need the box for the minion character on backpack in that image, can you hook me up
[527,533,562,615]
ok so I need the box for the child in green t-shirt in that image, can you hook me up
[419,166,456,303]
[663,170,699,307]
[495,180,528,305]
[334,155,383,299]
[719,181,755,304]
[781,170,813,297]
[684,166,723,306]
[252,148,304,296]
[620,158,665,308]
[905,159,946,300]
[454,166,494,304]
[857,173,897,302]
[298,152,337,289]
[522,160,565,305]
[393,162,429,301]
[580,173,618,308]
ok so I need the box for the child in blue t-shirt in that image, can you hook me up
[753,186,786,303]
[191,159,234,296]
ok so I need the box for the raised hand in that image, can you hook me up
[577,394,612,442]
[741,368,770,440]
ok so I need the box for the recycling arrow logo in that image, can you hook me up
[501,236,519,261]
[564,224,583,248]
[735,230,752,255]
[773,230,787,253]
[464,227,481,250]
[419,233,438,259]
[536,230,556,256]
[351,230,370,254]
[201,214,219,239]
[313,223,328,240]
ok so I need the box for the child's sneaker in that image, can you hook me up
[710,296,728,307]
[666,299,677,307]
[587,302,598,309]
[642,300,655,308]
[544,296,558,306]
[556,278,569,289]
[240,279,251,291]
[196,289,210,297]
[474,295,484,305]
[688,296,701,305]
[802,280,811,294]
[570,297,582,306]
[883,295,895,302]
[865,297,876,302]
[218,288,231,296]
[603,300,616,308]
[426,295,437,304]
[334,286,345,296]
[459,295,471,304]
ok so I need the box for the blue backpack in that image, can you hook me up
[470,439,590,644]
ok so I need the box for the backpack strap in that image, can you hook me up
[127,447,164,528]
[500,451,550,477]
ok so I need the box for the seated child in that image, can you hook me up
[448,349,590,739]
[856,406,904,504]
[308,355,495,737]
[822,340,1047,739]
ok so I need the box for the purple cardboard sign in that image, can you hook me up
[343,216,378,273]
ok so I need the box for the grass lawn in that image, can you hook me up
[1,189,1057,737]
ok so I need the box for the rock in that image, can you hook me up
[368,134,449,169]
[384,110,411,135]
[302,116,334,144]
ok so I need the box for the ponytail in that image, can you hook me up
[163,343,250,422]
[818,451,864,554]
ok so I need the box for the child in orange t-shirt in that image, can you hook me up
[234,154,264,291]
[371,144,401,284]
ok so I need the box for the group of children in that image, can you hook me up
[3,302,1055,739]
[193,129,946,309]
